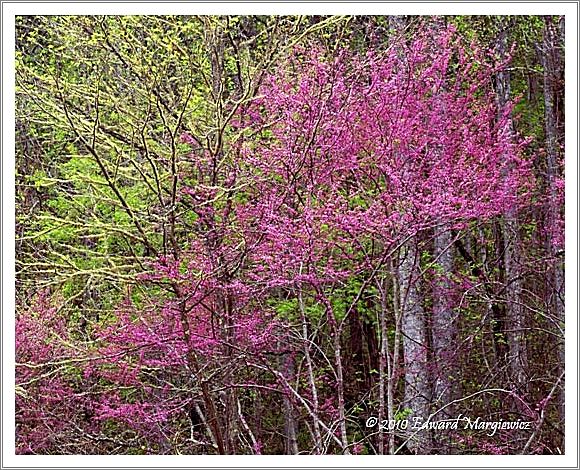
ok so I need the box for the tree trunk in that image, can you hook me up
[298,287,323,453]
[331,318,350,454]
[388,13,431,455]
[542,14,565,451]
[281,352,299,454]
[495,17,529,400]
[377,275,394,454]
[431,229,457,452]
[399,242,431,454]
[429,19,459,453]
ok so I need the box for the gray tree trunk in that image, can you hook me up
[431,229,457,452]
[388,13,431,455]
[495,18,528,398]
[399,242,431,454]
[281,353,299,454]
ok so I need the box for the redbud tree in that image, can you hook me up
[16,24,535,454]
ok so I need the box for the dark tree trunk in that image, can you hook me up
[542,14,565,451]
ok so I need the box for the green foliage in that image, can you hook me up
[395,407,413,420]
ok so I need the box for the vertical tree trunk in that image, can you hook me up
[399,242,431,454]
[377,276,392,454]
[376,270,400,455]
[432,231,457,406]
[542,14,565,451]
[388,13,431,455]
[431,229,457,452]
[377,278,388,456]
[331,317,350,454]
[495,17,529,399]
[428,18,459,454]
[281,352,299,454]
[298,287,323,454]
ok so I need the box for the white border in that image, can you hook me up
[2,2,578,468]
[0,1,577,15]
[563,0,579,464]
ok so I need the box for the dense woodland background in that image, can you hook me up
[15,15,565,455]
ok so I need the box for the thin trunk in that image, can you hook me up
[378,270,401,455]
[377,277,388,455]
[391,268,402,455]
[332,323,350,454]
[298,287,323,454]
[237,399,260,454]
